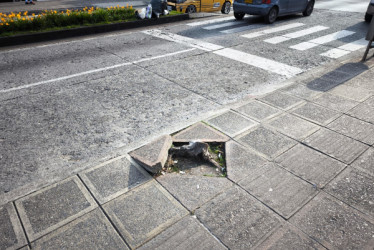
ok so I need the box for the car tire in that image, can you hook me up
[186,5,196,14]
[365,13,373,23]
[265,7,278,24]
[234,12,245,20]
[221,1,231,14]
[303,0,315,16]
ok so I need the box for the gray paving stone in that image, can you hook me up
[322,68,356,83]
[157,173,232,211]
[196,186,281,249]
[103,181,188,249]
[31,209,128,250]
[234,101,282,122]
[329,85,373,102]
[304,129,369,164]
[138,216,227,250]
[325,167,374,218]
[289,192,374,249]
[346,102,374,124]
[258,92,304,110]
[237,126,297,160]
[275,144,346,188]
[79,157,151,204]
[311,93,359,113]
[346,69,374,91]
[172,122,229,143]
[305,77,342,92]
[206,111,257,137]
[225,140,268,183]
[16,176,97,241]
[351,147,374,176]
[326,115,374,145]
[292,102,341,126]
[0,203,27,250]
[239,163,317,219]
[19,246,31,250]
[129,135,172,173]
[254,222,326,250]
[281,84,323,100]
[267,113,320,140]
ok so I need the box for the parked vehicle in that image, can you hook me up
[167,0,232,14]
[365,0,374,22]
[233,0,314,24]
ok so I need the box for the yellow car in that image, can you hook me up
[167,0,232,14]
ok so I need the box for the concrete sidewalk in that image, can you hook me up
[1,56,374,248]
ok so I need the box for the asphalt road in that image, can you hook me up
[0,4,371,204]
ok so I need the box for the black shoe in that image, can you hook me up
[25,2,29,4]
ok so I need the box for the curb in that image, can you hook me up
[0,14,189,47]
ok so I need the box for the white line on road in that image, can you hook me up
[241,23,305,39]
[186,16,234,26]
[214,48,303,77]
[0,48,196,94]
[220,24,265,34]
[203,21,243,30]
[290,30,355,51]
[320,38,368,58]
[264,25,329,44]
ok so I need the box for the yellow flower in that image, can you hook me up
[0,23,3,26]
[6,23,9,25]
[23,11,28,16]
[22,17,26,21]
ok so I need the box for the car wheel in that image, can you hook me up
[265,7,278,24]
[221,1,231,14]
[365,13,373,23]
[186,5,196,14]
[303,0,315,16]
[234,12,245,20]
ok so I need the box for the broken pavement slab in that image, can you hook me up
[129,135,172,174]
[172,122,229,143]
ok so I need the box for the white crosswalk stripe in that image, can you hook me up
[186,17,234,26]
[221,24,266,34]
[241,23,305,38]
[320,38,368,58]
[290,30,355,51]
[264,25,329,44]
[203,21,243,30]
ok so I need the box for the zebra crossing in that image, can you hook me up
[185,17,367,59]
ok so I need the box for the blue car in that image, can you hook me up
[233,0,314,24]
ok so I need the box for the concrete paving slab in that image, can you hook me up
[311,93,360,113]
[138,216,227,250]
[196,186,281,249]
[103,181,188,249]
[289,192,374,249]
[346,69,374,91]
[325,167,374,218]
[234,100,282,122]
[79,157,151,204]
[304,129,369,164]
[322,69,357,84]
[304,77,342,92]
[347,101,374,124]
[225,140,268,183]
[280,83,324,100]
[239,163,317,219]
[254,222,326,250]
[19,246,30,250]
[129,135,172,174]
[0,203,27,250]
[157,173,232,211]
[172,122,229,143]
[206,111,257,137]
[237,126,297,160]
[258,92,304,111]
[291,102,341,126]
[329,85,373,102]
[276,144,346,188]
[351,147,374,176]
[326,115,374,145]
[31,208,128,250]
[15,176,97,241]
[266,113,320,140]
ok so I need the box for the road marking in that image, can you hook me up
[320,38,368,58]
[290,30,355,51]
[0,48,196,94]
[220,24,265,34]
[214,48,303,77]
[264,25,329,44]
[142,29,223,51]
[186,16,234,26]
[203,21,243,30]
[241,23,305,39]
